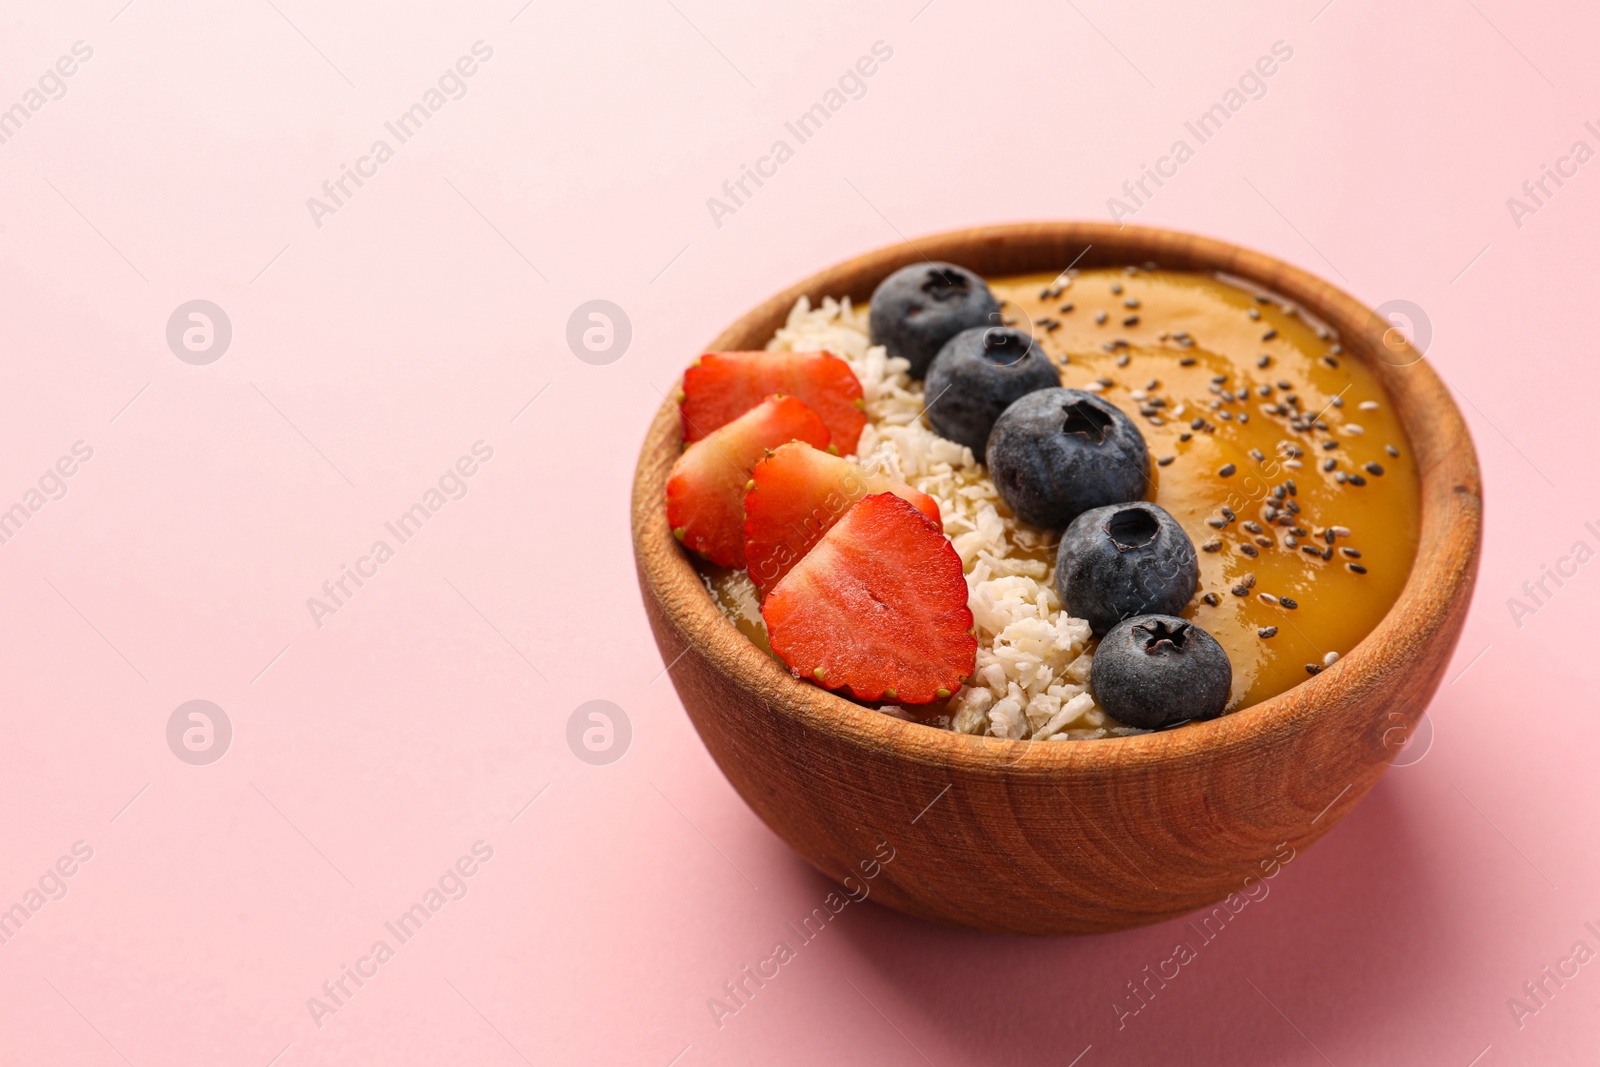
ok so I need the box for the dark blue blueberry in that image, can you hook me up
[869,262,1002,379]
[1056,502,1198,635]
[1090,615,1232,730]
[924,326,1061,454]
[985,388,1149,529]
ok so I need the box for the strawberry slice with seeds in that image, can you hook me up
[744,442,941,595]
[762,493,976,704]
[682,351,867,455]
[667,395,829,567]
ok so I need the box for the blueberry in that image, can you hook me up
[924,326,1061,454]
[869,262,1002,379]
[985,388,1149,528]
[1056,502,1198,635]
[1090,615,1232,729]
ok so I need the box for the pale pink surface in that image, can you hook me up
[0,1,1595,1063]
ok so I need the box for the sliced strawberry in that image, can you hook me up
[667,395,829,567]
[744,443,942,595]
[762,493,976,704]
[682,351,866,455]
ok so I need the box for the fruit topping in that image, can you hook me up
[762,492,976,704]
[744,442,941,595]
[681,350,866,455]
[986,388,1149,528]
[868,262,1002,379]
[924,326,1061,454]
[666,395,830,567]
[1089,615,1232,729]
[1056,502,1199,635]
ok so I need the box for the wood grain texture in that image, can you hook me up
[630,222,1482,935]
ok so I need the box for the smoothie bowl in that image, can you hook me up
[631,223,1481,935]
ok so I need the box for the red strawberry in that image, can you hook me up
[682,351,867,455]
[762,493,976,704]
[667,395,829,567]
[744,443,941,595]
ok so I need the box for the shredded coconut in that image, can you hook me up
[764,296,1147,740]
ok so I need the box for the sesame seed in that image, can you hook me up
[1341,547,1361,558]
[1285,534,1298,547]
[1240,544,1260,557]
[1179,357,1198,366]
[1221,506,1236,521]
[1323,651,1340,667]
[1348,474,1368,486]
[1259,593,1279,606]
[1111,283,1123,295]
[1239,412,1250,423]
[1284,459,1302,469]
[1243,520,1263,534]
[1203,592,1221,606]
[1124,315,1141,326]
[1202,538,1222,552]
[1256,537,1273,548]
[1322,440,1339,450]
[1239,572,1256,588]
[1117,353,1130,367]
[1097,377,1115,387]
[1248,450,1265,464]
[1256,294,1272,304]
[1359,400,1380,411]
[1125,298,1141,308]
[1191,417,1206,430]
[1248,307,1262,320]
[1258,384,1273,397]
[1365,462,1385,476]
[1232,584,1250,597]
[1330,396,1344,408]
[1262,329,1278,340]
[1060,303,1075,313]
[1347,562,1368,574]
[1323,458,1337,472]
[1286,481,1298,496]
[1305,663,1322,675]
[1280,597,1298,609]
[1386,444,1400,457]
[1258,626,1278,638]
[1346,423,1365,435]
[1257,355,1272,368]
[1323,355,1340,369]
[1095,311,1108,324]
[1218,463,1236,477]
[1207,517,1227,530]
[1157,454,1174,467]
[1330,525,1351,537]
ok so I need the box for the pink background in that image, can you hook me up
[1,0,1596,1063]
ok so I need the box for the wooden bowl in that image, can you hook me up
[631,222,1481,935]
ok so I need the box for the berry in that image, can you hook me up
[762,493,976,704]
[1056,502,1199,635]
[924,326,1061,454]
[868,262,1001,379]
[744,442,940,595]
[666,395,829,567]
[681,351,866,455]
[985,388,1148,529]
[1090,615,1232,730]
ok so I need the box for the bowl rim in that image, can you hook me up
[632,221,1481,775]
